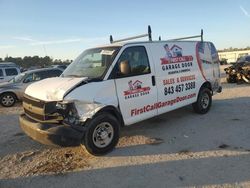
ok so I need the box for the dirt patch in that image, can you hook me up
[145,137,164,145]
[0,147,91,179]
[117,135,164,147]
[0,135,165,179]
[0,103,23,115]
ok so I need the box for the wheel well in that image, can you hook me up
[96,106,125,127]
[201,82,212,91]
[0,92,18,100]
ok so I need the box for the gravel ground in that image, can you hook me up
[1,68,250,187]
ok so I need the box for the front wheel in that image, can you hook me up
[0,93,16,107]
[192,88,212,114]
[82,113,120,155]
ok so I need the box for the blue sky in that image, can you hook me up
[0,0,250,60]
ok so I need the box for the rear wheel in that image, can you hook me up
[192,88,212,114]
[0,93,16,107]
[82,113,120,155]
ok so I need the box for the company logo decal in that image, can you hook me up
[160,44,193,65]
[124,80,150,99]
[160,44,193,75]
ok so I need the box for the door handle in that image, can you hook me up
[151,75,156,86]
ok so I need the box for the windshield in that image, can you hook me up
[62,47,120,79]
[8,73,25,83]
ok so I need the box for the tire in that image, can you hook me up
[226,74,236,83]
[0,93,16,107]
[226,75,233,83]
[192,88,212,114]
[82,113,120,155]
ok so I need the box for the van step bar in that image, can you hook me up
[109,26,203,44]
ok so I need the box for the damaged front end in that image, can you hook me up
[56,100,105,126]
[20,94,105,146]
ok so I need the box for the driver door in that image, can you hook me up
[113,45,158,125]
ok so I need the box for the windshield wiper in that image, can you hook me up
[63,74,82,78]
[87,78,102,82]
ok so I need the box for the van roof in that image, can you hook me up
[96,26,206,49]
[95,40,209,49]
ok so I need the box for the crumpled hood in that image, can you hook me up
[25,77,88,101]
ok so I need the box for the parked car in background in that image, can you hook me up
[224,55,250,83]
[0,68,63,107]
[0,62,21,83]
[51,64,68,70]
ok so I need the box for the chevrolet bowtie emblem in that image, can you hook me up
[28,103,33,110]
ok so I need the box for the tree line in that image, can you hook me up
[0,56,72,68]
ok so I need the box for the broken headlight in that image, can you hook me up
[56,101,80,125]
[56,100,104,125]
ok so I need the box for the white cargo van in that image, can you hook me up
[20,26,222,155]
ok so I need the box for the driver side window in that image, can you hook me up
[115,46,151,78]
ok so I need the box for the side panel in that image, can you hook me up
[150,42,205,115]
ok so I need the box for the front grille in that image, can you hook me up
[23,94,45,108]
[24,108,45,121]
[23,94,62,123]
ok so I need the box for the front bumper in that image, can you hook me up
[19,113,85,146]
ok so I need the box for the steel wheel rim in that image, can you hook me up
[2,95,15,106]
[92,122,114,148]
[201,93,209,109]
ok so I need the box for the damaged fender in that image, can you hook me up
[64,80,120,123]
[74,101,106,122]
